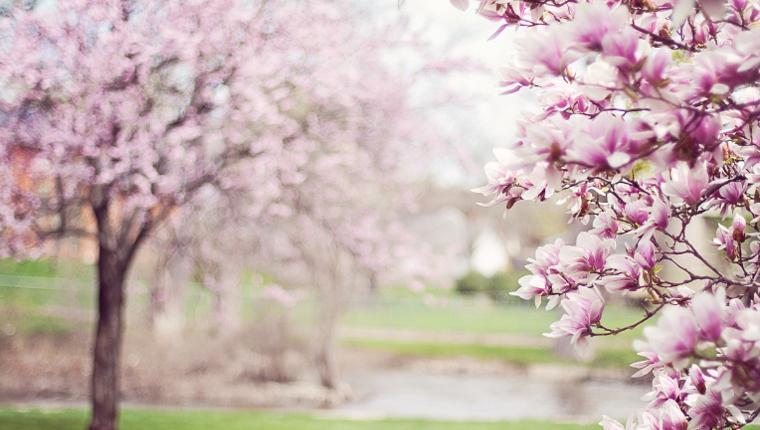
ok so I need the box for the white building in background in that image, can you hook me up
[471,229,508,276]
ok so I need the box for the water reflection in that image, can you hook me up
[338,368,648,421]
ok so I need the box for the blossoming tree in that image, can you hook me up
[0,0,405,428]
[454,0,760,427]
[144,14,453,388]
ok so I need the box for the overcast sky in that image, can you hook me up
[388,0,534,187]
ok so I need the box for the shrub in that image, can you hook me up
[486,271,525,303]
[454,271,489,296]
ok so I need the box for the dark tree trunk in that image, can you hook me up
[315,329,337,390]
[367,271,378,296]
[315,294,339,390]
[89,246,128,430]
[87,193,148,430]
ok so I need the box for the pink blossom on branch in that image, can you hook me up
[1,1,447,428]
[546,287,605,345]
[455,0,760,425]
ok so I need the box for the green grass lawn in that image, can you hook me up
[0,258,648,369]
[0,408,596,430]
[344,338,639,369]
[0,259,649,341]
[344,295,647,340]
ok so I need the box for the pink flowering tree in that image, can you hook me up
[454,0,760,427]
[155,22,451,388]
[0,1,399,428]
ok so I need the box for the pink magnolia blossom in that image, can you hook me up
[685,388,725,430]
[624,199,650,226]
[645,371,686,408]
[641,306,698,367]
[692,290,725,341]
[512,239,565,306]
[546,287,604,344]
[592,211,620,238]
[714,215,746,261]
[634,239,657,271]
[559,232,616,283]
[603,254,642,292]
[571,1,629,51]
[713,181,746,215]
[458,0,760,424]
[662,162,710,206]
[643,49,671,84]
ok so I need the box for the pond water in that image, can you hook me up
[337,368,649,421]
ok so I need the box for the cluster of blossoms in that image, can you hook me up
[1,1,457,428]
[455,0,760,426]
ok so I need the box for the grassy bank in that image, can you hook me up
[343,291,646,340]
[0,408,595,430]
[344,338,639,369]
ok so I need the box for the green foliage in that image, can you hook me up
[454,271,489,296]
[454,270,528,304]
[0,259,57,277]
[0,408,596,430]
[486,271,526,303]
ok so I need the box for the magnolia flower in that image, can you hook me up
[449,0,469,11]
[517,26,579,76]
[731,213,746,242]
[624,199,650,225]
[559,231,616,282]
[634,239,657,271]
[692,290,725,341]
[525,238,564,277]
[685,388,724,430]
[689,365,707,394]
[662,161,709,206]
[659,399,689,430]
[603,254,641,292]
[512,274,550,304]
[686,115,721,150]
[546,287,604,344]
[572,1,629,50]
[579,59,619,101]
[521,163,563,201]
[599,416,632,430]
[563,182,591,219]
[513,239,568,307]
[643,49,671,84]
[714,215,744,261]
[714,181,746,215]
[450,0,760,425]
[714,225,738,260]
[567,114,635,170]
[473,148,524,207]
[593,211,620,238]
[645,370,686,408]
[601,28,642,70]
[631,347,662,377]
[499,67,532,94]
[601,400,687,430]
[642,306,698,366]
[735,308,760,341]
[649,197,671,231]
